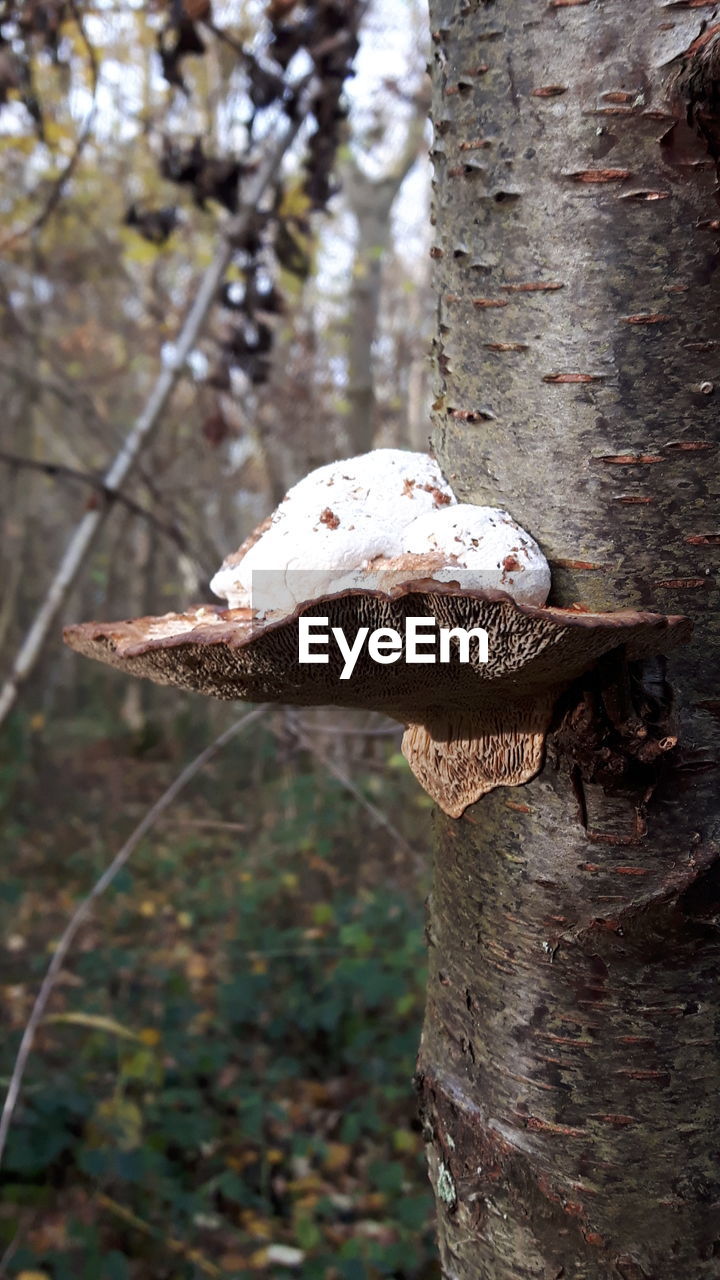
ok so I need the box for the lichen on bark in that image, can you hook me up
[423,1,720,1275]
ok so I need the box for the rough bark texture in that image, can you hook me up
[421,2,720,1276]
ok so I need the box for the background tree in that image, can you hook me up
[342,78,429,455]
[0,0,364,725]
[420,2,720,1276]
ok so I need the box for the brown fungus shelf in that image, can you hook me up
[65,581,690,818]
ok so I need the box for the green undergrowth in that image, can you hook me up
[0,704,439,1279]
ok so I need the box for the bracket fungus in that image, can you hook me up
[64,449,690,817]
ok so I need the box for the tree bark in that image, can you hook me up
[420,3,720,1276]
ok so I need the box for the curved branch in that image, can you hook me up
[0,449,202,567]
[0,705,268,1172]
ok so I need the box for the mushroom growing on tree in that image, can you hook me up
[64,449,689,818]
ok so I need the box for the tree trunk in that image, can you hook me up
[344,107,427,454]
[420,3,720,1276]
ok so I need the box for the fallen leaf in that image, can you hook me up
[44,1012,141,1041]
[266,1244,305,1266]
[185,952,209,981]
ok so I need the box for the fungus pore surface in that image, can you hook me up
[65,451,690,816]
[65,468,690,816]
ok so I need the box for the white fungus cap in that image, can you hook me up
[210,449,551,615]
[399,505,551,607]
[210,449,456,613]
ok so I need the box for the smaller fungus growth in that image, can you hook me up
[396,504,549,607]
[65,449,690,817]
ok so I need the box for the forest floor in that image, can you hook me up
[0,696,440,1280]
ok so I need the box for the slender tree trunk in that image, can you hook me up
[345,171,400,453]
[344,107,427,454]
[420,3,720,1276]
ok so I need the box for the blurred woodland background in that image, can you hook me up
[0,1,440,1275]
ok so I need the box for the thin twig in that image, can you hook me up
[285,710,419,864]
[0,705,268,1171]
[0,449,204,569]
[296,721,401,738]
[0,1214,29,1280]
[157,817,249,833]
[96,1192,224,1278]
[0,81,316,728]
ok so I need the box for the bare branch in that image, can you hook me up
[95,1193,224,1278]
[296,721,402,738]
[0,449,205,570]
[284,709,420,867]
[0,1214,28,1280]
[0,85,315,728]
[0,705,268,1171]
